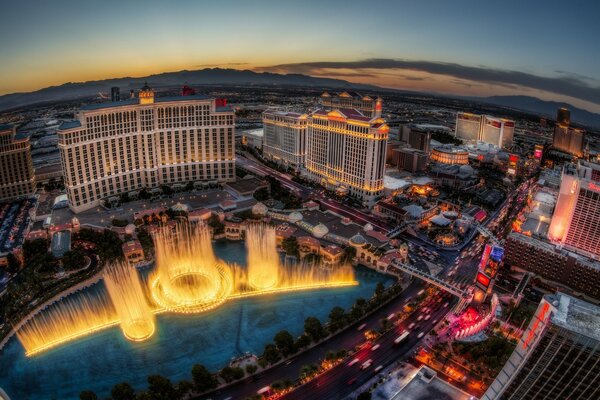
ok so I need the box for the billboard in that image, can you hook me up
[534,145,543,159]
[476,272,491,289]
[490,246,505,262]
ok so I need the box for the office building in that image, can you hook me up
[0,125,35,202]
[483,292,600,400]
[455,112,515,148]
[392,147,428,173]
[305,107,388,205]
[58,84,235,213]
[319,91,382,118]
[408,127,431,153]
[262,110,308,169]
[110,87,120,102]
[548,160,600,258]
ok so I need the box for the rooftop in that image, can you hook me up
[550,292,600,342]
[80,94,212,111]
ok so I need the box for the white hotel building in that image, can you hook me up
[58,85,235,213]
[305,107,388,205]
[455,112,515,148]
[262,110,308,169]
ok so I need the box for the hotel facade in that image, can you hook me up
[58,85,235,213]
[483,293,600,400]
[0,124,35,202]
[319,91,383,118]
[262,110,307,169]
[305,107,388,205]
[455,112,515,148]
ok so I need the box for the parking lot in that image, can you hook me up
[0,198,36,253]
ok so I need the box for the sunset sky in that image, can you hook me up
[1,0,599,112]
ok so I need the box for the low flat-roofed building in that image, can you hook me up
[392,366,472,400]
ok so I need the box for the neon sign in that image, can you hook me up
[522,302,550,349]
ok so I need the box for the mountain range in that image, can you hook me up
[1,68,598,128]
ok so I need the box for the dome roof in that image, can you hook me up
[312,223,329,238]
[363,223,374,232]
[288,211,303,223]
[252,202,268,216]
[140,82,152,91]
[349,233,367,246]
[125,224,136,235]
[171,202,189,212]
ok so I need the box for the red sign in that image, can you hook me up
[509,154,519,164]
[588,182,600,192]
[504,121,515,127]
[522,302,550,349]
[534,147,543,159]
[476,272,491,288]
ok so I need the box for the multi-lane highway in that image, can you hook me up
[195,282,457,400]
[282,291,454,400]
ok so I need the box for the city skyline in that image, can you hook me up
[1,0,600,112]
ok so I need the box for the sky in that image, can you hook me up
[1,0,600,112]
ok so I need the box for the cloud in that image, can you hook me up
[260,59,600,105]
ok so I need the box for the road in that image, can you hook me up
[195,281,433,400]
[282,293,455,400]
[236,155,391,231]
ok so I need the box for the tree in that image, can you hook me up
[304,316,326,342]
[281,236,300,258]
[220,366,244,382]
[357,391,372,400]
[23,238,50,262]
[111,382,136,400]
[294,334,311,350]
[300,364,319,379]
[191,364,217,393]
[175,380,194,398]
[328,306,347,332]
[79,391,98,400]
[61,248,87,271]
[208,214,225,235]
[6,252,20,274]
[374,282,386,298]
[245,364,258,375]
[263,343,281,364]
[273,330,295,356]
[253,187,270,201]
[146,375,176,400]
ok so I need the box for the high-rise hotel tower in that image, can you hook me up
[262,110,308,169]
[58,85,235,213]
[0,124,35,202]
[455,112,515,148]
[305,106,388,205]
[319,91,383,118]
[483,292,600,400]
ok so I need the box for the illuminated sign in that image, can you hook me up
[478,244,492,270]
[509,154,519,164]
[588,182,600,193]
[490,246,504,262]
[476,272,491,288]
[504,121,515,127]
[522,302,551,349]
[487,120,502,128]
[507,168,516,176]
[534,145,543,159]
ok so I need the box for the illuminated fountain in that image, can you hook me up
[15,287,119,357]
[245,223,280,290]
[15,222,358,357]
[104,261,155,341]
[150,223,234,313]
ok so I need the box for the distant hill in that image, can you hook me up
[477,95,600,128]
[0,68,377,112]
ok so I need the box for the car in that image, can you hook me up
[348,358,360,367]
[374,365,383,373]
[371,344,380,351]
[357,323,366,331]
[424,315,431,321]
[417,332,424,339]
[395,331,410,344]
[417,315,424,321]
[408,322,416,329]
[347,377,357,385]
[432,319,438,324]
[387,313,395,320]
[443,302,449,308]
[361,359,373,369]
